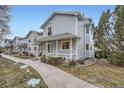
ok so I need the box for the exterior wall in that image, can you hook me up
[43,14,76,37]
[41,13,94,60]
[13,38,20,53]
[27,32,39,56]
[77,19,94,59]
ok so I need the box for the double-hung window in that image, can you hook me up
[61,40,70,50]
[48,26,53,36]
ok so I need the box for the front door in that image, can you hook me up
[48,44,53,53]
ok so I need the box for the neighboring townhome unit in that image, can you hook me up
[4,39,13,54]
[25,30,41,56]
[36,11,94,60]
[12,36,23,54]
[18,37,28,56]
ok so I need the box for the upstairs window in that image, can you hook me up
[48,26,53,36]
[86,44,89,50]
[85,25,90,34]
[34,47,37,51]
[29,47,31,50]
[29,40,31,43]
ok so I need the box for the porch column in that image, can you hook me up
[75,39,78,60]
[56,40,58,57]
[46,41,48,57]
[70,38,73,60]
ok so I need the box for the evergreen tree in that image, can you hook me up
[115,5,124,51]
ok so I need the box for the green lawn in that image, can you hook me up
[56,63,124,88]
[0,57,47,88]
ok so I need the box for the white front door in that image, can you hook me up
[48,44,53,53]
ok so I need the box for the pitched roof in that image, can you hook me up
[40,11,81,29]
[25,30,39,38]
[13,36,23,42]
[37,33,80,42]
[5,39,13,43]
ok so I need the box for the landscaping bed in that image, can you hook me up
[56,63,124,88]
[0,57,47,88]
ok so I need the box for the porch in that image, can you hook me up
[37,33,80,60]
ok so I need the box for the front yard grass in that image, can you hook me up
[0,57,47,88]
[56,63,124,88]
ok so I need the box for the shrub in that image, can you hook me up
[68,60,76,66]
[109,52,124,65]
[95,51,109,59]
[77,58,85,65]
[41,55,48,63]
[47,57,65,65]
[30,54,35,57]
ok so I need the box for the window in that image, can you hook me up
[29,47,31,50]
[86,44,89,50]
[34,47,37,50]
[29,40,31,43]
[61,41,70,50]
[90,46,92,50]
[48,26,53,36]
[85,25,90,34]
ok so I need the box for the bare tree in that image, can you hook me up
[0,5,10,47]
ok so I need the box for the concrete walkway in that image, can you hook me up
[2,54,98,88]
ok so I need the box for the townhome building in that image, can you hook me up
[36,11,94,60]
[4,39,13,54]
[17,37,28,56]
[12,36,23,54]
[25,30,40,56]
[4,11,94,60]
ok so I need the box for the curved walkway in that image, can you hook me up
[2,54,98,88]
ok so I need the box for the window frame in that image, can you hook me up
[34,46,37,51]
[86,44,89,50]
[85,25,90,34]
[60,40,70,50]
[47,25,54,36]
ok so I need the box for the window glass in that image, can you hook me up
[86,25,89,34]
[48,26,53,36]
[34,47,37,50]
[86,44,89,50]
[61,41,70,49]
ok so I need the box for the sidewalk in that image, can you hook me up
[2,54,98,88]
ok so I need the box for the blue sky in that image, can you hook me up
[10,5,115,39]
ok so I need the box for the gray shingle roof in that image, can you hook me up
[37,33,80,42]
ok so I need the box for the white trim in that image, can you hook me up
[47,24,54,37]
[46,41,48,56]
[75,39,78,60]
[47,43,53,53]
[56,40,58,57]
[70,38,73,60]
[75,15,78,35]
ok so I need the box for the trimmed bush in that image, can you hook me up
[95,51,109,59]
[77,58,85,65]
[69,60,76,66]
[47,57,65,65]
[30,54,35,57]
[109,52,124,66]
[41,55,48,63]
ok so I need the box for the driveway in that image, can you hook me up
[2,54,98,88]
